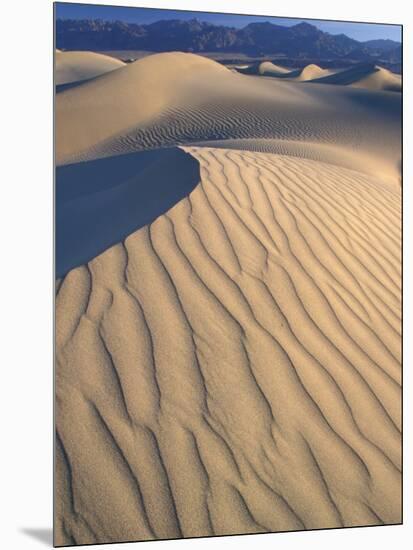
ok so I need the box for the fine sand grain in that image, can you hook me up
[55,52,401,546]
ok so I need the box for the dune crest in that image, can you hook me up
[56,52,229,163]
[350,66,402,92]
[238,61,290,76]
[56,148,200,276]
[258,61,290,75]
[55,146,401,546]
[56,52,400,187]
[311,64,402,92]
[55,50,125,85]
[55,48,401,547]
[237,60,401,92]
[238,62,332,81]
[295,64,331,81]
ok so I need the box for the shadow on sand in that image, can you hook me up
[56,147,200,278]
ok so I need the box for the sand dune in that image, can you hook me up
[294,64,332,81]
[238,61,290,76]
[312,64,402,92]
[237,62,333,81]
[259,61,290,75]
[237,61,401,92]
[55,52,401,546]
[347,66,401,92]
[56,52,400,186]
[56,53,228,163]
[55,50,125,85]
[56,147,401,545]
[56,148,200,276]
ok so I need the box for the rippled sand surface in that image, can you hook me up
[55,52,401,546]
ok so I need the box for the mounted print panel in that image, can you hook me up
[54,2,402,546]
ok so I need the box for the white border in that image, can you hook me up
[1,0,410,548]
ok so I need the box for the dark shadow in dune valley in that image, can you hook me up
[56,147,200,277]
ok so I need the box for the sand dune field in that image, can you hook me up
[55,51,401,546]
[311,64,402,92]
[237,60,401,92]
[56,53,400,183]
[238,61,333,81]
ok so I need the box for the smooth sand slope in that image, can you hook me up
[55,52,401,546]
[56,53,400,186]
[238,62,332,81]
[311,64,402,92]
[238,61,291,76]
[55,50,125,86]
[237,61,401,93]
[295,64,332,81]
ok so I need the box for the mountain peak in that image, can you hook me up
[291,21,318,31]
[244,21,283,29]
[55,18,401,69]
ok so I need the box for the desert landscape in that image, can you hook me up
[55,12,402,548]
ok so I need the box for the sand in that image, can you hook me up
[238,62,333,81]
[55,52,401,546]
[258,61,290,75]
[56,53,400,185]
[238,61,291,76]
[55,50,125,86]
[238,61,401,92]
[311,64,402,92]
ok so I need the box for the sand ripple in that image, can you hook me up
[55,148,401,545]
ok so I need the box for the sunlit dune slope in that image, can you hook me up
[238,61,290,76]
[55,50,126,85]
[238,61,401,93]
[55,146,401,546]
[237,62,333,81]
[258,61,290,75]
[55,51,401,547]
[311,64,402,92]
[56,52,228,162]
[56,52,401,186]
[294,64,332,81]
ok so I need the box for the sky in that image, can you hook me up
[55,3,402,43]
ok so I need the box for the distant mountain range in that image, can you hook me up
[56,18,401,65]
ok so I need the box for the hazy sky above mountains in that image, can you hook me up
[55,3,402,42]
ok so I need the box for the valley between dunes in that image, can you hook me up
[55,52,401,546]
